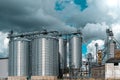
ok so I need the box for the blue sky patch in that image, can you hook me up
[55,0,88,11]
[55,1,66,11]
[74,0,88,11]
[82,43,87,54]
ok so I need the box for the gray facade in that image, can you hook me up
[0,58,8,78]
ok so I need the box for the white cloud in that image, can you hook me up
[82,54,87,61]
[111,24,120,42]
[82,22,108,41]
[56,0,120,29]
[82,22,120,43]
[0,32,9,57]
[86,40,104,61]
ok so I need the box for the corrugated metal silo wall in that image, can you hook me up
[31,37,59,76]
[69,35,82,69]
[59,37,67,70]
[9,38,30,76]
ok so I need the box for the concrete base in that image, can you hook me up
[31,76,57,80]
[0,78,7,80]
[8,76,27,80]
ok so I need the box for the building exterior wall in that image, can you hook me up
[0,59,8,78]
[105,63,120,79]
[91,66,105,78]
[115,49,120,59]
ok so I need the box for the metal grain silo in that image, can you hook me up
[69,35,82,69]
[59,37,67,71]
[31,36,59,76]
[8,38,30,77]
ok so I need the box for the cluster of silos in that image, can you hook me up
[8,32,60,79]
[8,30,82,79]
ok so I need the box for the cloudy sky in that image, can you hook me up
[0,0,120,59]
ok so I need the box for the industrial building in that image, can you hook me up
[0,58,8,80]
[0,28,119,80]
[91,65,105,79]
[90,29,120,80]
[7,30,82,80]
[105,58,120,79]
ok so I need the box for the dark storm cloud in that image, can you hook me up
[0,0,40,31]
[0,0,75,32]
[0,0,77,58]
[0,0,120,58]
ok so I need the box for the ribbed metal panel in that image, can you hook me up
[9,38,29,76]
[109,41,115,59]
[59,37,67,70]
[31,37,59,76]
[69,35,82,69]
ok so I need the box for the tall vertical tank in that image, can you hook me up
[108,40,116,59]
[31,36,59,76]
[69,35,82,69]
[59,37,67,71]
[8,38,30,76]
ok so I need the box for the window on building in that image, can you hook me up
[114,63,118,66]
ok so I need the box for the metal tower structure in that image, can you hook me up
[95,43,98,64]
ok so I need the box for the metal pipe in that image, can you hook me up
[95,43,98,63]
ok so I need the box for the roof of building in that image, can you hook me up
[106,58,120,63]
[91,65,105,68]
